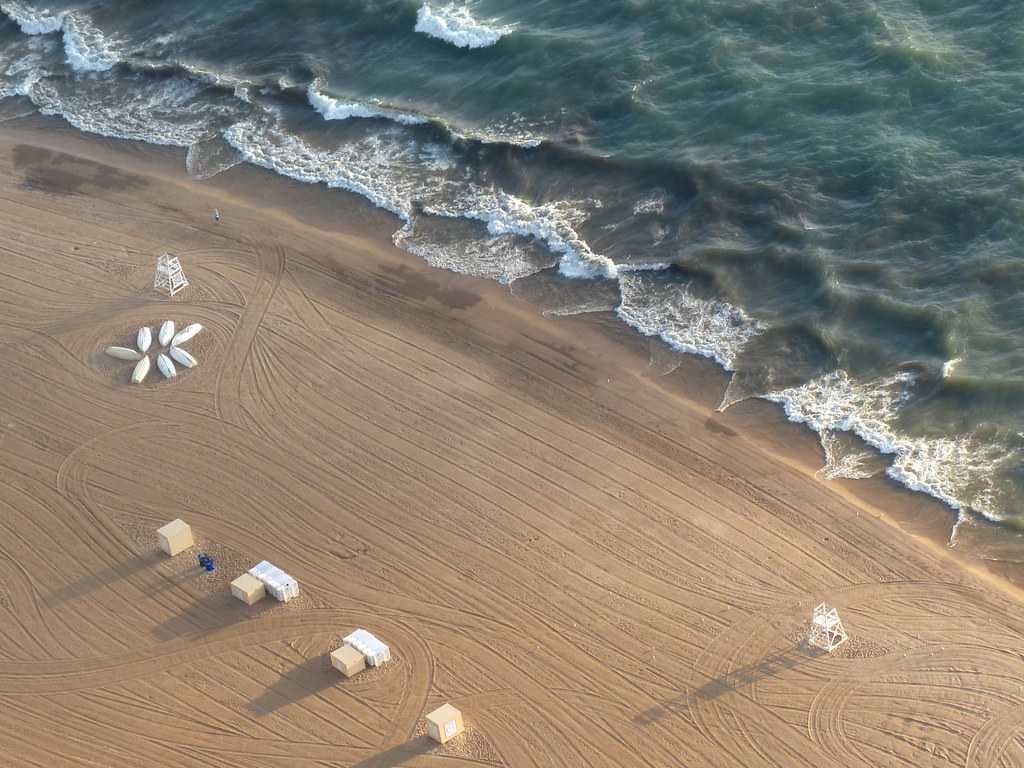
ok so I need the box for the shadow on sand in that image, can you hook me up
[635,643,823,725]
[349,737,435,768]
[247,652,338,716]
[152,588,275,641]
[44,550,166,606]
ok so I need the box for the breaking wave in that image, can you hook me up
[0,3,120,71]
[61,12,119,72]
[0,0,61,34]
[616,272,764,370]
[307,82,428,126]
[414,3,510,49]
[764,371,1013,521]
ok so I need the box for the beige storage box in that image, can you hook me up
[330,644,366,678]
[157,519,194,556]
[230,573,266,605]
[425,704,464,744]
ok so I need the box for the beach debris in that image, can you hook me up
[331,644,366,678]
[158,320,175,347]
[197,552,215,572]
[343,628,391,667]
[808,602,848,653]
[136,325,152,353]
[157,518,194,557]
[131,355,151,384]
[230,572,266,605]
[105,345,142,361]
[156,352,176,379]
[169,346,198,369]
[247,560,299,602]
[213,208,221,223]
[425,704,465,745]
[171,323,203,346]
[153,253,189,296]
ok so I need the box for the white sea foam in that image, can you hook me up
[307,82,428,126]
[61,13,120,72]
[450,111,546,148]
[223,115,420,218]
[414,3,510,49]
[225,111,627,281]
[0,3,121,72]
[394,218,556,285]
[417,141,454,171]
[942,357,961,378]
[28,75,220,146]
[633,192,666,217]
[427,189,620,279]
[764,370,1009,521]
[0,34,53,98]
[616,272,764,370]
[0,0,62,34]
[309,81,548,149]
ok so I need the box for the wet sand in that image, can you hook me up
[2,116,1024,767]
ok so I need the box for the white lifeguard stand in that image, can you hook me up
[153,254,188,296]
[808,602,848,653]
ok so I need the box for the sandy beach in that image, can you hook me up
[2,117,1024,768]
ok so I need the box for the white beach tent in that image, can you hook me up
[343,629,391,666]
[247,560,300,602]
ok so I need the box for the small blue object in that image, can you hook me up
[204,561,215,572]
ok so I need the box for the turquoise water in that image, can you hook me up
[1,0,1023,529]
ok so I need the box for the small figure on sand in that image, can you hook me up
[197,552,215,572]
[212,208,221,223]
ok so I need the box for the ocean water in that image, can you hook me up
[2,0,1023,533]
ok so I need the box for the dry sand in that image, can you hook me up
[1,117,1024,767]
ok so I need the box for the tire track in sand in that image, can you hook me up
[965,701,1024,768]
[214,243,284,426]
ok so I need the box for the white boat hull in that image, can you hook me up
[131,356,150,384]
[137,326,152,353]
[169,346,197,369]
[171,323,202,346]
[157,353,176,379]
[158,320,175,347]
[106,346,142,361]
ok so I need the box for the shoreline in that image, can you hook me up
[4,114,1024,766]
[5,113,1010,594]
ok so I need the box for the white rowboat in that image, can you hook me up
[169,346,197,369]
[131,356,150,384]
[156,353,176,379]
[158,320,175,347]
[137,326,152,353]
[171,323,202,346]
[106,346,142,361]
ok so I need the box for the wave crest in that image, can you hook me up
[307,82,428,126]
[764,370,1013,521]
[62,13,120,72]
[0,0,61,34]
[414,3,510,49]
[616,272,764,370]
[0,3,120,72]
